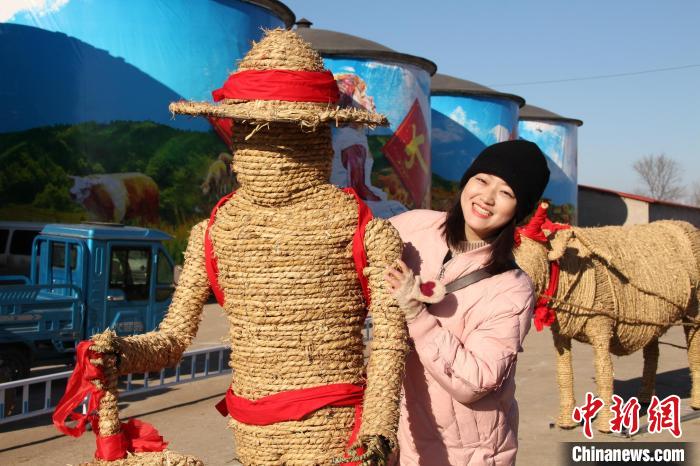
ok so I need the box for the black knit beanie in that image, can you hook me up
[460,140,550,223]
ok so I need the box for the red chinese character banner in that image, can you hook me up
[326,59,432,217]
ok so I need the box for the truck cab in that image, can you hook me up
[0,223,175,377]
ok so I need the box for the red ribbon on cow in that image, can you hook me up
[212,69,340,104]
[53,340,168,461]
[216,383,365,465]
[514,203,549,246]
[534,260,561,331]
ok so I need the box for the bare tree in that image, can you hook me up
[689,181,700,207]
[632,153,685,201]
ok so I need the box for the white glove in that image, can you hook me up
[384,260,446,322]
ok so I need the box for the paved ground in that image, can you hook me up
[1,304,698,465]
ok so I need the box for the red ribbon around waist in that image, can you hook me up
[212,69,340,104]
[53,340,168,461]
[216,383,365,464]
[216,383,363,424]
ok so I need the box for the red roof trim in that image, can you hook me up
[579,184,700,211]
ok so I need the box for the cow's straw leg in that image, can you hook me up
[553,330,578,428]
[685,319,700,410]
[638,338,659,404]
[586,317,614,433]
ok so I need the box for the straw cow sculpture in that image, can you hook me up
[513,204,700,432]
[80,30,407,465]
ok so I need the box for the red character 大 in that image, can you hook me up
[609,395,641,435]
[572,392,604,439]
[647,395,682,438]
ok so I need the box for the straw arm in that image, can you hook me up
[357,218,408,451]
[112,220,211,375]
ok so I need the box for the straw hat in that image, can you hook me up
[169,29,388,128]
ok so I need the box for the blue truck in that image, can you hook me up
[0,223,176,382]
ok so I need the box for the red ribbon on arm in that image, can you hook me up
[52,340,105,437]
[53,340,168,461]
[95,419,169,461]
[212,69,340,104]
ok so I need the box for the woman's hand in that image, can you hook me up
[383,260,425,322]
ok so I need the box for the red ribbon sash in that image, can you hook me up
[212,69,340,104]
[216,383,365,465]
[204,188,373,308]
[204,191,235,306]
[344,187,373,308]
[216,383,364,425]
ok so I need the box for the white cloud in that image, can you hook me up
[490,125,511,142]
[365,61,400,72]
[449,106,481,136]
[1,0,70,22]
[520,120,558,135]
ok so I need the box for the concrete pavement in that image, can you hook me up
[1,304,698,465]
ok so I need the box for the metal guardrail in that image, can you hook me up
[0,318,374,426]
[0,345,231,425]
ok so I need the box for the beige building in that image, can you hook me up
[578,184,700,227]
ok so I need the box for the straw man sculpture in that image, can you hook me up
[514,204,700,433]
[83,30,408,465]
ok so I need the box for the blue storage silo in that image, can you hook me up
[430,74,525,211]
[296,19,437,217]
[518,104,583,224]
[0,0,294,237]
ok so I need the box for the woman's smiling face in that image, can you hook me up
[460,173,517,242]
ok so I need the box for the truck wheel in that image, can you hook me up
[0,347,31,416]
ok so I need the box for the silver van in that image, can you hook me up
[0,222,46,277]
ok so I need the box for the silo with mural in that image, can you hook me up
[0,0,294,263]
[295,19,436,217]
[518,104,583,224]
[430,74,525,211]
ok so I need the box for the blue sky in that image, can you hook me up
[285,0,699,197]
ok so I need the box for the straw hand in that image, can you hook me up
[332,434,391,465]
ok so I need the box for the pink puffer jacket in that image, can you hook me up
[389,209,535,466]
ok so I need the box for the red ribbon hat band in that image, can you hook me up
[212,69,340,104]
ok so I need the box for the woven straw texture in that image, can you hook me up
[515,219,700,431]
[215,122,406,464]
[96,120,406,465]
[168,29,388,128]
[80,331,203,466]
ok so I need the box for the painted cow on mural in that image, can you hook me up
[201,152,236,196]
[69,172,159,223]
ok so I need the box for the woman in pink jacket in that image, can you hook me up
[385,140,550,465]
